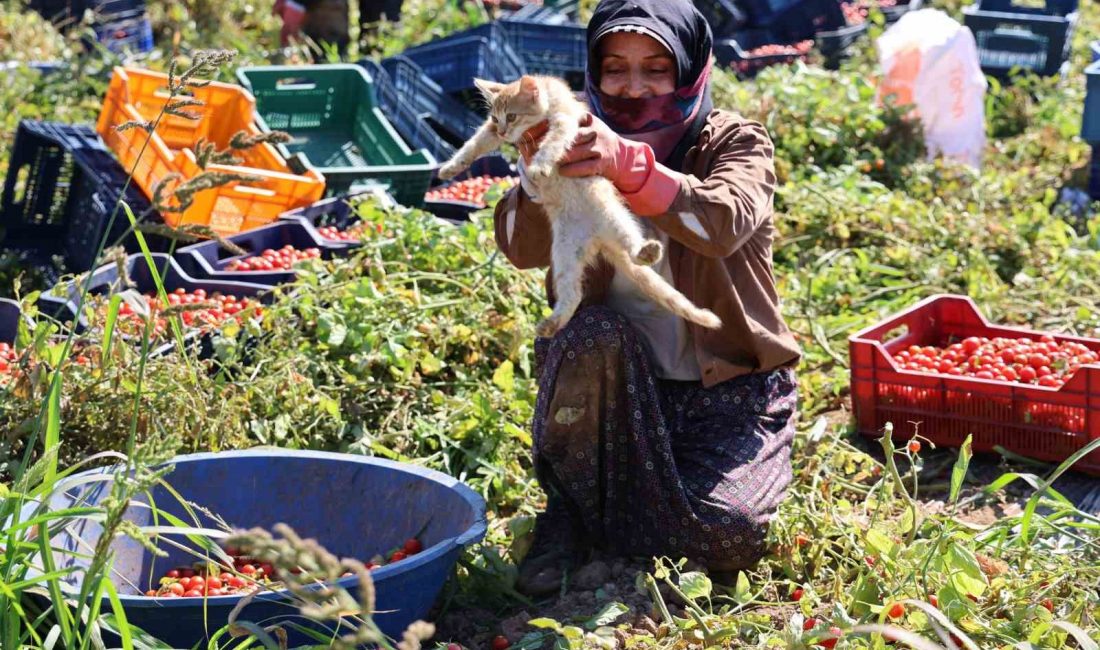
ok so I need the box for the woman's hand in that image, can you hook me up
[557,113,640,184]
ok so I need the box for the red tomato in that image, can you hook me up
[168,582,186,596]
[792,587,804,601]
[390,550,407,562]
[491,636,510,650]
[803,618,817,631]
[887,602,904,619]
[404,538,423,554]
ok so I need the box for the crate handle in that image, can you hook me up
[232,185,278,198]
[275,77,318,91]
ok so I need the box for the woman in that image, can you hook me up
[492,0,802,597]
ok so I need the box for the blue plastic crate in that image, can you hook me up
[402,23,526,97]
[817,20,869,68]
[962,0,1077,78]
[714,28,811,76]
[0,120,164,274]
[424,155,517,223]
[757,0,847,42]
[359,58,458,163]
[1089,145,1100,200]
[506,4,576,24]
[29,0,146,20]
[0,298,21,345]
[278,186,396,244]
[1091,39,1100,62]
[695,0,751,36]
[381,55,484,142]
[495,19,588,88]
[175,220,351,285]
[37,253,271,335]
[91,10,154,55]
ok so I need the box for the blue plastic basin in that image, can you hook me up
[26,450,487,647]
[0,298,20,344]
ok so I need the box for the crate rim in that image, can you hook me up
[849,292,1100,392]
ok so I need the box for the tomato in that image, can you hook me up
[168,582,185,596]
[792,587,804,601]
[491,635,510,650]
[962,337,982,354]
[818,627,843,649]
[240,564,257,575]
[795,533,810,547]
[403,538,423,555]
[1041,599,1053,612]
[227,576,246,589]
[929,594,939,608]
[908,440,921,453]
[447,644,463,650]
[184,589,203,598]
[1020,366,1037,382]
[166,569,181,579]
[803,618,817,631]
[887,602,904,619]
[390,550,407,562]
[145,589,158,597]
[206,577,222,590]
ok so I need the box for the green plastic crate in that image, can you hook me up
[236,64,437,207]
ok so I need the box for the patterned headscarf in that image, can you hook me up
[585,0,715,167]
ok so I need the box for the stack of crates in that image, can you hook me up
[1083,40,1100,200]
[0,120,162,274]
[962,0,1078,80]
[28,0,154,55]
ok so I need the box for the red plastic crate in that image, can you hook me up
[849,294,1100,475]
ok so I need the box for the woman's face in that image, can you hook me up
[598,32,677,98]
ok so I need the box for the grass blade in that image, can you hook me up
[949,434,972,506]
[102,294,122,360]
[1020,436,1100,542]
[103,580,134,650]
[1049,621,1098,650]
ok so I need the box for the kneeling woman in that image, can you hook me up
[492,0,801,596]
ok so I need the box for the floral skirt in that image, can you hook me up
[532,306,798,570]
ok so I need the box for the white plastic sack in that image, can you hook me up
[876,9,988,169]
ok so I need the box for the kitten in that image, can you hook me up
[438,74,722,338]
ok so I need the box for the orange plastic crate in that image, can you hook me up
[849,294,1100,475]
[96,66,325,236]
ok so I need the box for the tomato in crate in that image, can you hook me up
[849,294,1100,475]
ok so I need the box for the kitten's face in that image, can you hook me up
[474,76,549,144]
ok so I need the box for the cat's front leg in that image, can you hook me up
[439,123,503,180]
[527,113,580,180]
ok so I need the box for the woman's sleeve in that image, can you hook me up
[621,120,777,259]
[492,185,553,270]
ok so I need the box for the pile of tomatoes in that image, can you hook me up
[225,245,321,272]
[425,175,517,207]
[314,221,386,243]
[112,288,262,338]
[736,40,812,75]
[891,334,1099,389]
[143,537,425,598]
[0,342,17,382]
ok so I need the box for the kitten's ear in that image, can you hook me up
[519,75,540,98]
[474,78,505,100]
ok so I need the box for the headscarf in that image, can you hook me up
[585,0,715,168]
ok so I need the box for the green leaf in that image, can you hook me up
[419,351,443,376]
[1049,621,1099,650]
[585,602,629,629]
[865,528,896,558]
[103,580,133,650]
[734,571,752,604]
[102,293,122,359]
[949,435,973,505]
[493,360,515,394]
[679,571,712,600]
[528,618,563,631]
[43,372,61,485]
[946,542,987,597]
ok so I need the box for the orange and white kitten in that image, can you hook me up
[438,74,721,338]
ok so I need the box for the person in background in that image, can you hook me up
[273,0,404,53]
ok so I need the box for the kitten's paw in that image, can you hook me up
[526,162,553,181]
[536,316,563,339]
[634,240,663,266]
[438,161,466,180]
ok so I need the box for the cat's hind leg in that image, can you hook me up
[536,225,593,338]
[601,196,663,266]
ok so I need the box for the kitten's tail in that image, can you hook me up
[606,248,723,330]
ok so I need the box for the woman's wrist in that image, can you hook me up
[616,143,684,217]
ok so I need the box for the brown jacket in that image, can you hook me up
[493,109,801,387]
